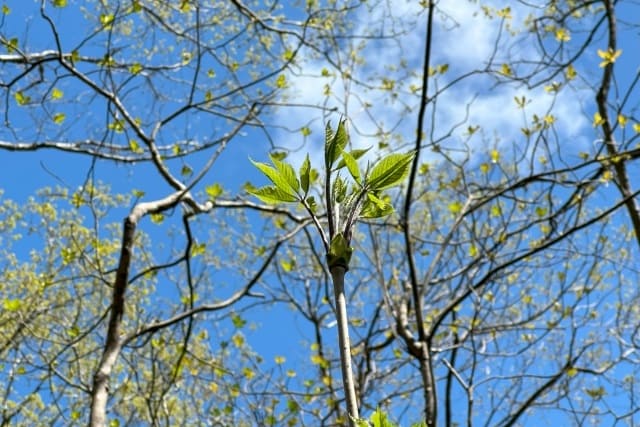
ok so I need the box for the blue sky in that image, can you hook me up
[2,0,640,426]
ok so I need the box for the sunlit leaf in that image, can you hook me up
[299,154,311,195]
[361,193,394,218]
[597,48,622,67]
[14,91,30,106]
[367,152,414,191]
[150,213,164,224]
[52,113,65,125]
[280,258,295,272]
[231,313,246,328]
[100,14,114,29]
[248,186,298,204]
[129,63,143,74]
[269,154,300,193]
[325,120,348,168]
[555,28,570,42]
[341,150,361,184]
[449,201,463,214]
[369,407,396,427]
[250,159,297,197]
[53,0,67,7]
[5,37,18,53]
[205,183,223,199]
[335,147,371,170]
[585,386,606,400]
[51,88,63,100]
[191,242,206,256]
[3,298,21,311]
[129,139,143,154]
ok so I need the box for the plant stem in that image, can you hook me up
[329,265,359,426]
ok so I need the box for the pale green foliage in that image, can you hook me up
[249,120,414,269]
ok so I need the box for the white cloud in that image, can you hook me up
[275,0,590,169]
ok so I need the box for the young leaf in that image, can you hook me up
[270,154,300,193]
[52,112,66,125]
[248,186,298,204]
[324,122,335,168]
[370,407,397,427]
[332,175,347,203]
[335,147,371,169]
[325,120,349,168]
[327,233,353,269]
[250,158,297,198]
[305,195,317,213]
[299,154,311,195]
[367,152,414,191]
[361,193,394,218]
[341,149,361,184]
[205,183,223,199]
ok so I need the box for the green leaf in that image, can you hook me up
[53,0,67,7]
[585,386,606,400]
[14,91,30,106]
[280,258,295,272]
[129,62,143,74]
[370,407,397,427]
[3,298,21,311]
[67,326,80,338]
[250,158,297,198]
[325,120,348,168]
[205,183,223,199]
[299,154,311,195]
[181,164,193,177]
[52,112,66,125]
[231,313,246,328]
[341,149,361,184]
[129,139,144,154]
[367,152,414,191]
[150,213,164,224]
[361,193,394,218]
[100,13,114,29]
[51,88,64,100]
[270,151,287,161]
[5,37,18,53]
[335,147,371,169]
[305,195,317,213]
[270,154,300,193]
[248,186,298,204]
[327,233,353,269]
[449,201,463,214]
[332,175,347,204]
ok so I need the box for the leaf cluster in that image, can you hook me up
[249,120,414,262]
[248,119,414,269]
